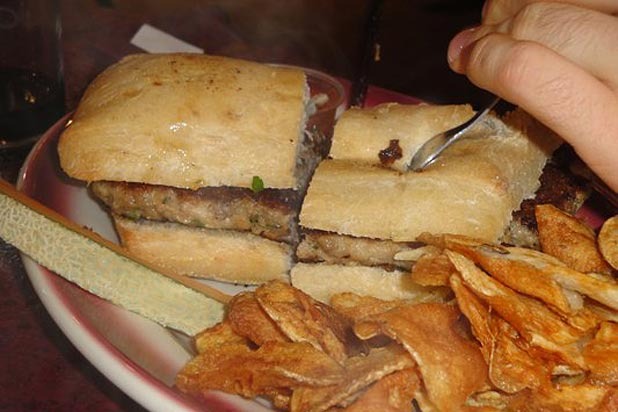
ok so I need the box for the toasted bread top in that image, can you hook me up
[58,53,307,190]
[300,107,560,242]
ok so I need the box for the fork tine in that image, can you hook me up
[408,97,501,172]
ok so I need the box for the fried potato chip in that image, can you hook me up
[470,385,617,412]
[264,388,293,411]
[446,251,587,368]
[416,232,490,251]
[420,233,589,315]
[583,321,618,385]
[393,245,442,262]
[341,368,420,412]
[290,344,415,412]
[357,302,487,411]
[452,243,584,315]
[254,280,357,364]
[586,300,618,323]
[450,274,550,393]
[563,305,602,333]
[194,321,249,354]
[478,245,618,313]
[176,341,345,401]
[329,292,406,322]
[506,383,618,412]
[535,204,611,274]
[410,252,456,287]
[465,390,512,410]
[448,275,493,360]
[352,322,384,342]
[551,364,587,384]
[227,292,289,346]
[550,266,618,312]
[488,317,552,393]
[598,215,618,271]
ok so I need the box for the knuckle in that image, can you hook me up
[493,40,538,87]
[466,35,538,88]
[509,2,548,38]
[499,42,581,120]
[509,2,596,47]
[469,35,575,111]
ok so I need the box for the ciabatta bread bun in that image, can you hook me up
[290,262,449,303]
[300,106,560,244]
[58,53,309,190]
[58,53,319,284]
[329,103,475,171]
[114,216,291,284]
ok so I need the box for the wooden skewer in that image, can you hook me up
[0,178,232,304]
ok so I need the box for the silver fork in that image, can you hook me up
[408,97,501,172]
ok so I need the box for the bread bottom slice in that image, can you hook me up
[290,262,450,304]
[114,216,291,284]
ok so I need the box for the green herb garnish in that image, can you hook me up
[251,176,265,193]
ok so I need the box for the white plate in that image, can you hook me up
[16,115,271,412]
[17,101,611,412]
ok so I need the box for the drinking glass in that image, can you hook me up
[0,0,65,148]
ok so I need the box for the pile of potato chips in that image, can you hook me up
[176,205,618,411]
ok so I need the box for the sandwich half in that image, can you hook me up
[292,103,560,301]
[58,53,326,284]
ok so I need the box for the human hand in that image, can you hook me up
[447,0,618,191]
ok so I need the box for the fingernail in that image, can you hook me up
[448,26,481,64]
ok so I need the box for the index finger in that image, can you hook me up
[483,0,618,24]
[462,33,618,191]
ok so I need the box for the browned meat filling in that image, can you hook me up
[296,229,421,270]
[514,163,589,231]
[378,139,403,166]
[91,181,301,243]
[504,153,590,248]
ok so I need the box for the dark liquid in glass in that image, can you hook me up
[0,67,65,145]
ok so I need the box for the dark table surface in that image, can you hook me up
[0,1,486,410]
